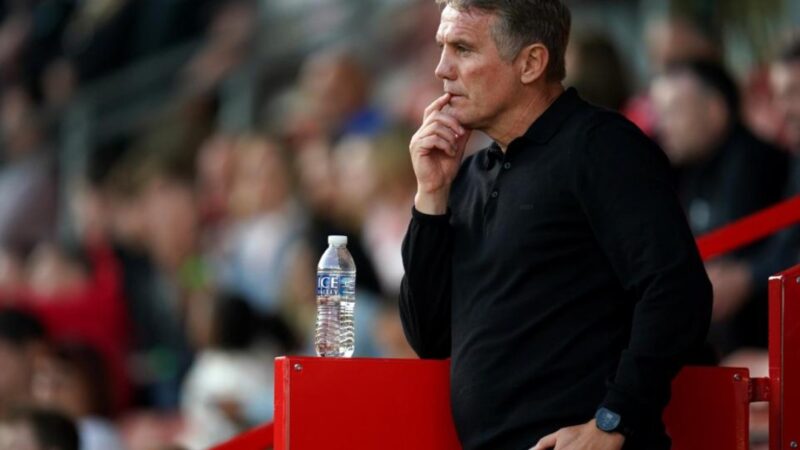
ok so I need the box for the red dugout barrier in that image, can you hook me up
[273,357,460,450]
[769,265,800,450]
[216,195,800,449]
[268,359,752,450]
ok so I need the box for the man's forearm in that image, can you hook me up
[398,208,454,358]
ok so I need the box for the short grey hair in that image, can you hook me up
[436,0,571,81]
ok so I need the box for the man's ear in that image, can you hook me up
[518,43,549,84]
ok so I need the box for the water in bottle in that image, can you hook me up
[315,235,356,357]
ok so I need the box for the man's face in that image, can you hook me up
[771,61,800,149]
[434,6,520,129]
[651,74,725,166]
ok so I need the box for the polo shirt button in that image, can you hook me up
[503,162,511,170]
[491,190,499,198]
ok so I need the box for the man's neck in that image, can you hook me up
[487,83,565,152]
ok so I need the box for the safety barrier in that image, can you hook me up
[768,264,800,449]
[214,195,800,450]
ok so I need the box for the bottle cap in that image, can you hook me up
[328,235,348,246]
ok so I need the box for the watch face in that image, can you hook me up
[596,407,621,432]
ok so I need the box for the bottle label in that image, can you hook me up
[316,273,355,297]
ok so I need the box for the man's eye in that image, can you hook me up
[456,45,470,54]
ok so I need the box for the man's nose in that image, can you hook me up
[435,49,455,80]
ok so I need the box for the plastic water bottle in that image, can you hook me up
[315,235,356,357]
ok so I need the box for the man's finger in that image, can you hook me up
[426,126,458,148]
[531,431,558,450]
[423,93,451,120]
[419,120,459,144]
[426,111,465,136]
[417,135,456,156]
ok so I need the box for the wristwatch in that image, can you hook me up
[595,407,633,438]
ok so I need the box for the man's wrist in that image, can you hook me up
[595,407,634,439]
[415,189,450,215]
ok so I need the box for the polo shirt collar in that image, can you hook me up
[521,87,582,144]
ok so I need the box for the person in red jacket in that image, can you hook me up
[0,240,132,414]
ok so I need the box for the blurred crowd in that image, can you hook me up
[0,0,796,449]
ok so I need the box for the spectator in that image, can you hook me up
[752,35,800,282]
[179,294,274,450]
[721,37,800,450]
[651,59,789,354]
[94,124,208,410]
[212,134,306,317]
[625,14,723,137]
[716,35,800,337]
[12,240,132,413]
[293,137,384,302]
[31,342,125,450]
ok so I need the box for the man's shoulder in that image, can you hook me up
[565,102,668,172]
[568,102,642,139]
[566,101,656,148]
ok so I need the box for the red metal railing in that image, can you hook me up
[696,194,800,261]
[768,265,800,449]
[216,194,800,450]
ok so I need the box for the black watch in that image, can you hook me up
[595,407,633,438]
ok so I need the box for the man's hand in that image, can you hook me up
[530,419,625,450]
[410,93,471,214]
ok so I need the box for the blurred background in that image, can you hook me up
[0,0,797,449]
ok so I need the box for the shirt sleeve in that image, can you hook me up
[572,116,713,434]
[398,207,453,359]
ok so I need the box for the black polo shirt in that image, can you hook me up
[399,88,712,450]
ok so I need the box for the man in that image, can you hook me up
[650,60,789,354]
[399,1,712,450]
[624,14,723,137]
